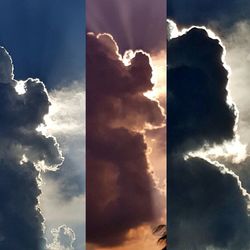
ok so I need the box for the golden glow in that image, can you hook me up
[148,50,166,103]
[90,226,160,250]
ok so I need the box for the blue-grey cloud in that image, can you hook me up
[168,26,250,249]
[0,47,63,249]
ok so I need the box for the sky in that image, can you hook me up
[0,1,85,250]
[168,1,250,249]
[0,0,84,89]
[86,0,166,250]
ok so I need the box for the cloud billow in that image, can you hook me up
[0,47,63,249]
[168,27,250,249]
[86,33,165,246]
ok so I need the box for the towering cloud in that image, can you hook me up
[0,47,63,249]
[86,33,165,246]
[168,26,250,249]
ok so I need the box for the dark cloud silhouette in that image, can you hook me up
[168,157,250,250]
[168,27,250,249]
[0,47,63,249]
[225,157,250,195]
[168,28,236,153]
[168,0,250,29]
[0,160,45,250]
[86,33,165,246]
[87,0,166,53]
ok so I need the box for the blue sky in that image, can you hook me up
[0,0,85,89]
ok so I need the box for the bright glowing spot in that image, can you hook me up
[36,160,59,172]
[15,80,26,95]
[20,154,28,165]
[122,50,134,66]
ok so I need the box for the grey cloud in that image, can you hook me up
[0,47,63,249]
[168,26,250,249]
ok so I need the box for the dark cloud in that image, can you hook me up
[168,27,250,249]
[0,47,63,249]
[225,157,250,195]
[87,0,166,53]
[168,0,250,29]
[0,160,45,250]
[168,27,236,154]
[86,33,165,246]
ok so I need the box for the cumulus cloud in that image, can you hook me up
[86,33,165,246]
[0,47,63,249]
[168,27,236,153]
[47,225,76,250]
[168,25,250,249]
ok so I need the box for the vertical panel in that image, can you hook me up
[86,1,167,249]
[168,1,250,249]
[0,1,85,250]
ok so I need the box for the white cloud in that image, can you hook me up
[47,225,76,250]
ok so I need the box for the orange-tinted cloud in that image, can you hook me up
[86,33,165,247]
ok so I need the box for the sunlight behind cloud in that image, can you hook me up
[15,80,26,95]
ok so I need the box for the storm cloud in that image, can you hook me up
[86,33,165,246]
[168,26,250,249]
[0,47,63,249]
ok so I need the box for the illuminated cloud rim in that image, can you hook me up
[0,46,65,249]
